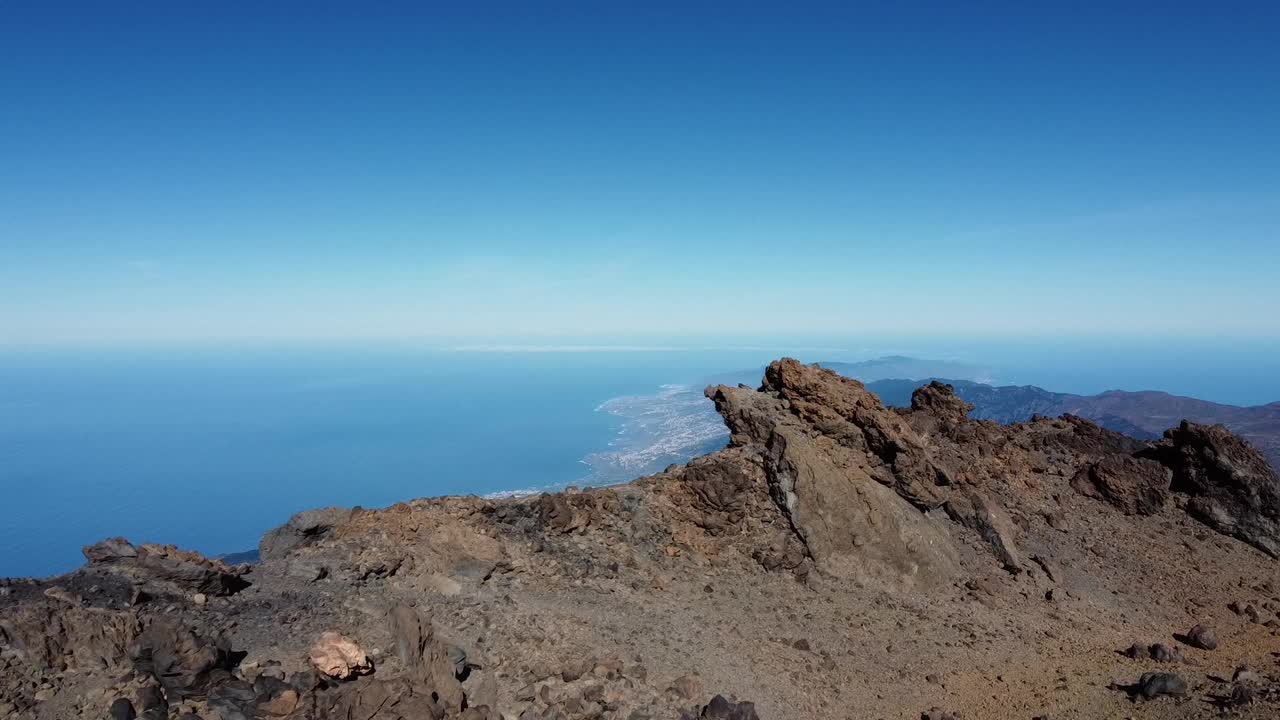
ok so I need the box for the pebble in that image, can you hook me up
[1230,683,1255,706]
[1122,642,1149,659]
[1183,624,1218,651]
[1150,644,1181,663]
[667,674,701,700]
[1232,665,1261,684]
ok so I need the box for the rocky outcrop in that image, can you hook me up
[1140,420,1280,557]
[0,600,139,671]
[83,538,249,596]
[1071,455,1171,516]
[910,380,977,423]
[258,507,356,561]
[706,362,962,585]
[386,605,465,709]
[943,490,1024,573]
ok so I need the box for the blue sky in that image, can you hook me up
[2,2,1278,347]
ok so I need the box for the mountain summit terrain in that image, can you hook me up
[3,360,1280,719]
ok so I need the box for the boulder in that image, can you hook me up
[83,537,138,563]
[690,694,760,720]
[108,698,137,720]
[308,631,372,680]
[1136,672,1187,699]
[131,620,236,700]
[1180,624,1218,651]
[323,677,450,720]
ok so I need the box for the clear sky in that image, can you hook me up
[2,2,1278,348]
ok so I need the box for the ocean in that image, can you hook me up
[3,339,1279,578]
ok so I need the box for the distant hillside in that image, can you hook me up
[862,377,1280,471]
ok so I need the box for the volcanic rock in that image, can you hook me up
[84,538,249,596]
[1181,624,1218,651]
[308,631,372,680]
[1136,671,1187,699]
[692,694,761,720]
[131,620,236,699]
[258,506,355,561]
[1140,420,1280,557]
[1070,455,1171,515]
[108,698,137,720]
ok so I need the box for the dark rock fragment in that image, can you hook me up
[136,685,168,720]
[1180,624,1218,650]
[108,698,137,720]
[1137,671,1187,699]
[130,620,236,700]
[1150,643,1182,662]
[1229,683,1256,706]
[681,695,760,720]
[1122,642,1149,659]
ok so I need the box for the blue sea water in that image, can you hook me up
[2,339,1279,578]
[0,348,777,578]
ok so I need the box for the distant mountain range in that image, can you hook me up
[817,356,997,384]
[862,376,1280,471]
[706,356,999,389]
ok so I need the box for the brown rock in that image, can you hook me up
[1181,624,1218,651]
[1070,455,1171,516]
[386,605,465,710]
[256,687,298,716]
[308,631,372,679]
[668,674,701,700]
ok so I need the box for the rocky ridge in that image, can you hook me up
[3,359,1280,719]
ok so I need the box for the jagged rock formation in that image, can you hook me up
[83,538,250,597]
[862,376,1280,472]
[4,359,1280,719]
[1141,421,1280,558]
